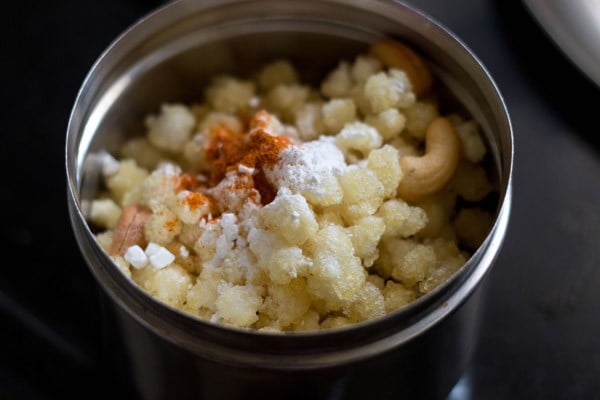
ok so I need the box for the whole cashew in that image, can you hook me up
[110,204,151,256]
[369,39,433,97]
[396,117,461,202]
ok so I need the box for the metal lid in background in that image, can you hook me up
[523,0,600,89]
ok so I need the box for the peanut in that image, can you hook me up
[110,204,151,256]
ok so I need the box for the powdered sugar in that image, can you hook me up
[265,136,347,196]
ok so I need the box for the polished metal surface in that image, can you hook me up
[523,0,600,88]
[65,0,513,398]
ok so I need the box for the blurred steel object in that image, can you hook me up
[523,0,600,88]
[65,1,513,399]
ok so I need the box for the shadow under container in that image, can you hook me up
[65,0,514,399]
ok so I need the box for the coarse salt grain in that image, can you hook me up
[124,245,148,269]
[145,242,175,269]
[179,245,189,258]
[145,242,162,257]
[237,164,255,175]
[149,247,175,269]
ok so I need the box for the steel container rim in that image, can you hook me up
[65,0,514,369]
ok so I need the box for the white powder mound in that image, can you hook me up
[265,136,347,195]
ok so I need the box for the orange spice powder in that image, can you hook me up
[175,173,203,192]
[184,191,213,211]
[205,110,291,180]
[203,110,292,205]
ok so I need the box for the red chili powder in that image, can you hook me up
[203,110,292,205]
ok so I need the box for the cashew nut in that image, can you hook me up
[396,117,461,202]
[110,204,151,256]
[369,39,433,97]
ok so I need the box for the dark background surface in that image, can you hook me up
[1,0,599,399]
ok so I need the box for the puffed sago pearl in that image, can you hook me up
[215,283,263,327]
[364,69,415,113]
[403,101,439,139]
[247,228,312,285]
[295,102,326,141]
[258,188,318,246]
[111,255,132,279]
[347,215,385,268]
[451,161,493,202]
[106,159,148,206]
[89,198,122,229]
[453,207,494,250]
[186,268,222,313]
[145,264,192,306]
[321,316,351,329]
[454,120,487,163]
[336,121,382,158]
[197,111,243,134]
[351,55,382,84]
[377,199,428,238]
[258,59,299,91]
[261,279,311,328]
[345,281,385,322]
[322,98,357,134]
[305,225,366,303]
[383,281,416,312]
[365,108,406,140]
[419,254,466,294]
[292,310,321,332]
[321,61,353,98]
[120,138,166,170]
[144,205,181,245]
[204,76,256,114]
[265,84,310,121]
[367,145,402,199]
[338,166,384,223]
[146,103,195,152]
[390,242,437,287]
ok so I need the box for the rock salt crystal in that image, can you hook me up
[124,245,148,269]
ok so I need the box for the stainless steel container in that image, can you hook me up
[66,0,513,399]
